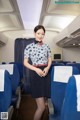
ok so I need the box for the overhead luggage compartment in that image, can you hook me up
[55,16,80,48]
[0,33,8,47]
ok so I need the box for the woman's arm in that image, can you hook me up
[24,58,36,71]
[46,57,52,70]
[24,58,44,77]
[43,57,52,76]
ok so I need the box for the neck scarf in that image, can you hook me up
[34,39,43,44]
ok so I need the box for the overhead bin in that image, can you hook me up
[56,36,72,48]
[71,28,80,38]
[55,16,80,48]
[68,16,80,35]
[54,28,69,43]
[0,33,8,47]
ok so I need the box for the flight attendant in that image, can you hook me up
[24,25,52,120]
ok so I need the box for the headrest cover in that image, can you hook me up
[54,66,72,83]
[74,75,80,111]
[0,64,13,74]
[0,69,5,91]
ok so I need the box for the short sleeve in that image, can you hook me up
[47,45,51,58]
[24,45,30,59]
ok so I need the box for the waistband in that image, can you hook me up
[33,64,48,67]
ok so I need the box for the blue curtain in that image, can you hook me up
[14,38,35,94]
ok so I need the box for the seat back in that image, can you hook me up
[0,70,12,112]
[10,64,20,94]
[2,62,6,64]
[49,62,64,74]
[0,64,20,94]
[61,75,80,120]
[51,66,79,116]
[9,62,23,80]
[66,63,80,73]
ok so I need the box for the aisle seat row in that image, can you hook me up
[0,64,21,120]
[0,62,24,80]
[50,65,80,120]
[0,69,13,120]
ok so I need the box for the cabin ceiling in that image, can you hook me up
[0,0,80,47]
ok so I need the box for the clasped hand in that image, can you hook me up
[35,67,49,77]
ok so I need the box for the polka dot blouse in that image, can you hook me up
[24,42,51,65]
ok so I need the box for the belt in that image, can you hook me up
[33,64,48,67]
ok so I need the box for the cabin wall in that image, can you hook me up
[0,30,32,63]
[1,31,80,63]
[62,48,80,62]
[44,31,62,60]
[1,28,80,63]
[0,31,62,63]
[0,48,2,63]
[1,38,14,63]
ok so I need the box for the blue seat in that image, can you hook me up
[61,75,80,120]
[51,62,64,66]
[61,61,71,65]
[9,62,23,80]
[10,64,20,93]
[66,62,80,73]
[2,62,6,64]
[0,69,13,119]
[50,66,79,120]
[49,62,64,74]
[0,64,21,109]
[9,64,21,109]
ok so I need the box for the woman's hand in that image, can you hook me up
[42,67,49,77]
[35,68,44,77]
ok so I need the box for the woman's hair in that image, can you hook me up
[34,25,45,33]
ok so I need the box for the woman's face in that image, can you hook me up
[34,28,45,42]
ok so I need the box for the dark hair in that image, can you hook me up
[34,25,45,33]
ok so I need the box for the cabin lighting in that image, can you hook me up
[73,43,75,45]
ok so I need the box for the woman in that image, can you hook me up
[24,25,52,120]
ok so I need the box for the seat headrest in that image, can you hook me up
[74,75,80,111]
[54,66,72,83]
[0,69,5,91]
[0,64,13,75]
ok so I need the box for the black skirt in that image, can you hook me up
[30,66,51,98]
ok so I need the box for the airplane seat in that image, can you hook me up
[66,62,80,73]
[0,69,13,119]
[52,63,64,66]
[10,64,20,93]
[50,66,79,120]
[61,75,80,120]
[2,62,6,64]
[61,61,71,65]
[9,62,23,80]
[10,64,21,109]
[0,64,21,109]
[49,62,65,74]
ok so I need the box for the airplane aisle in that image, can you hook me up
[11,94,49,120]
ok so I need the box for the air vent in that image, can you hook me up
[71,28,80,38]
[0,33,8,47]
[0,40,6,47]
[56,36,72,47]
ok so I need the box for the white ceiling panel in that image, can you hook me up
[39,0,80,33]
[42,15,76,32]
[0,0,80,47]
[0,14,22,32]
[46,0,80,15]
[0,0,24,33]
[17,0,43,29]
[0,0,13,12]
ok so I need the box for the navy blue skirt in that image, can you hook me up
[30,66,51,98]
